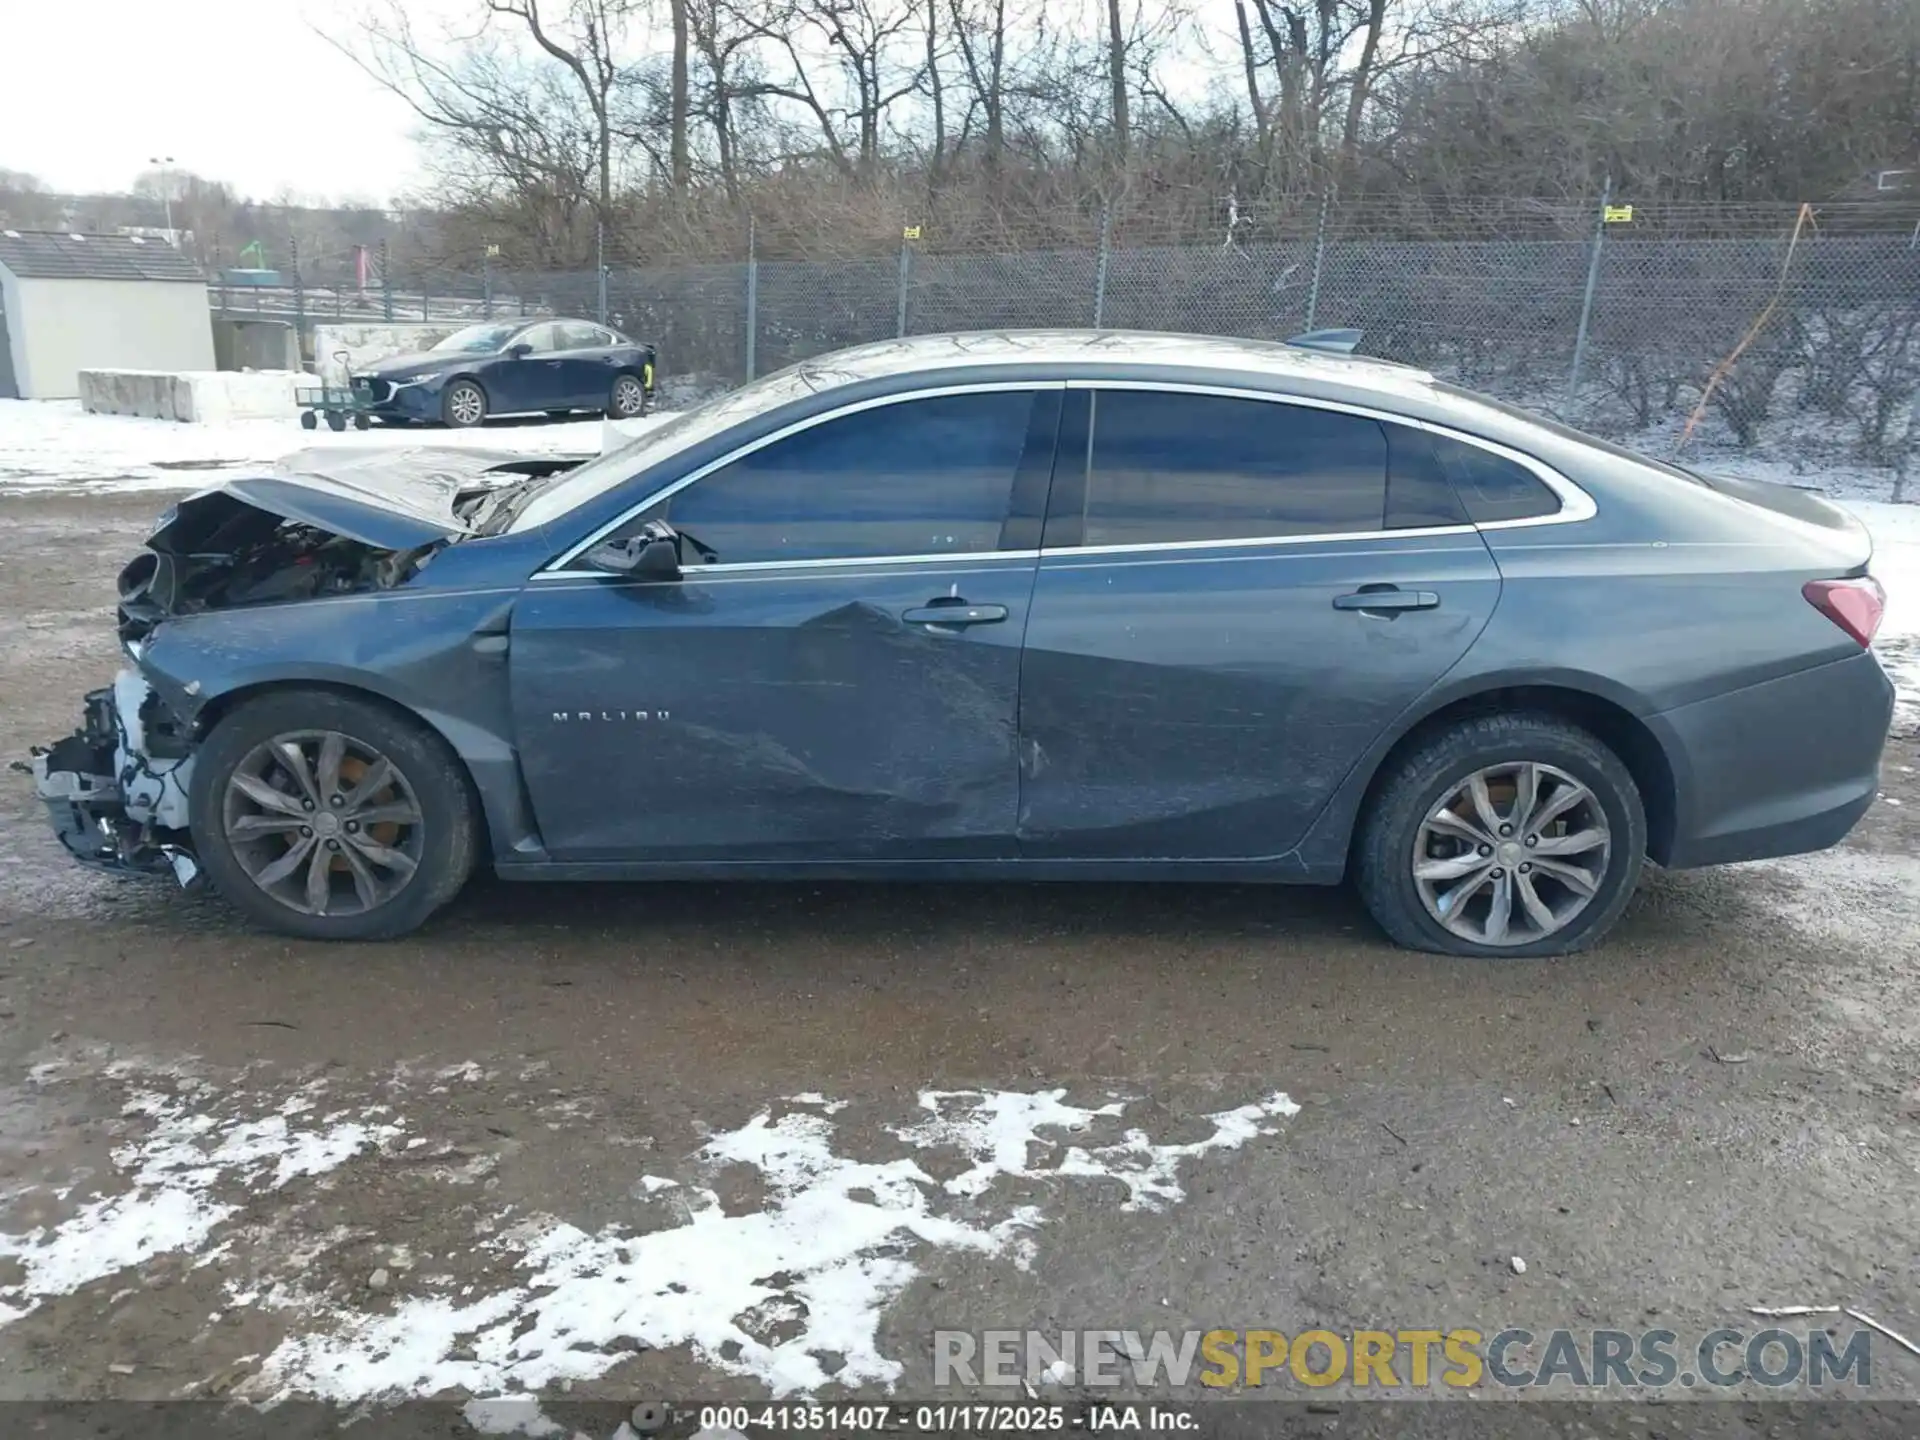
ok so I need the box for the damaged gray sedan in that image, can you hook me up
[29,332,1895,955]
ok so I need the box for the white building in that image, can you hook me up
[0,229,214,399]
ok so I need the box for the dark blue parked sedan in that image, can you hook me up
[350,318,655,427]
[32,332,1894,956]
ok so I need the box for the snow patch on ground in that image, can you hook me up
[256,1087,1296,1404]
[0,1079,399,1326]
[0,398,673,493]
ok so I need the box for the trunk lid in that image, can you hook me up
[1691,470,1873,571]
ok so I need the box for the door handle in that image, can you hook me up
[1333,587,1440,613]
[902,602,1009,628]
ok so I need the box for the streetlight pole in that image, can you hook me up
[147,155,176,241]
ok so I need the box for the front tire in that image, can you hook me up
[442,379,487,428]
[1353,713,1646,958]
[188,690,478,941]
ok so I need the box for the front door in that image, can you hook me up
[509,386,1062,860]
[490,322,565,413]
[1016,386,1503,860]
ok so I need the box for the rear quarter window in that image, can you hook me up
[1428,432,1561,523]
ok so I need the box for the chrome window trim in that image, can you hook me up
[1046,523,1479,561]
[540,380,1067,575]
[1063,378,1598,532]
[536,559,1042,589]
[541,549,1042,581]
[536,375,1595,579]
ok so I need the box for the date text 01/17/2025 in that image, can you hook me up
[690,1403,1198,1432]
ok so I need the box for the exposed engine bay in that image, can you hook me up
[111,447,585,642]
[115,505,427,642]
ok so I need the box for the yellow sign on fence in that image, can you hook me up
[902,224,923,240]
[1603,205,1634,223]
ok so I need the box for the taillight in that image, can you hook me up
[1803,576,1886,648]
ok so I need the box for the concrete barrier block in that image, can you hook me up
[79,369,313,423]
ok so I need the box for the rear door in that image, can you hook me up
[1015,385,1503,860]
[553,321,619,407]
[509,385,1062,860]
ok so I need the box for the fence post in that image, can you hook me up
[1092,205,1111,327]
[1568,175,1612,396]
[380,239,394,322]
[745,215,759,382]
[1304,191,1331,331]
[289,234,306,363]
[596,219,609,326]
[896,232,912,338]
[483,254,494,319]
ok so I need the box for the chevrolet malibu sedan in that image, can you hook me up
[349,317,656,427]
[29,331,1893,956]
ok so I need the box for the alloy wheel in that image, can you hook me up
[1411,761,1611,947]
[447,384,484,426]
[611,375,645,416]
[221,730,425,917]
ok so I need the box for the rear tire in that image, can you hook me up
[1353,713,1646,958]
[442,379,487,428]
[607,372,648,419]
[188,689,478,941]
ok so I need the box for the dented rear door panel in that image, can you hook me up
[508,557,1039,860]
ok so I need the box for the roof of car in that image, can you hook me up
[0,229,205,282]
[795,329,1436,397]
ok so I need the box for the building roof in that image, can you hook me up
[0,229,205,283]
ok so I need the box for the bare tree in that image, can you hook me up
[1105,0,1130,157]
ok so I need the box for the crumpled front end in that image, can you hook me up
[31,670,201,887]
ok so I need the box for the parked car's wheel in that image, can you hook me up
[442,379,488,428]
[188,689,479,941]
[1353,713,1646,958]
[607,372,648,419]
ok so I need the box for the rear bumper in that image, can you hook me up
[1651,648,1893,869]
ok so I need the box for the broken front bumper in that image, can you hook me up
[30,674,201,887]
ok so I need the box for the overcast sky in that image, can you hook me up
[0,0,428,202]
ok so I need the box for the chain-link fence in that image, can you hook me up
[213,196,1920,473]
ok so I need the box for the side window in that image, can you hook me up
[516,323,563,353]
[1428,432,1561,522]
[640,390,1039,565]
[1081,391,1387,545]
[557,322,607,349]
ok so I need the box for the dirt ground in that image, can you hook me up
[1,492,1917,1437]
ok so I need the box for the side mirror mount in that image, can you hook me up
[507,342,533,359]
[582,519,682,581]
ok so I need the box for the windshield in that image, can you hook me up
[507,363,827,532]
[432,322,523,354]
